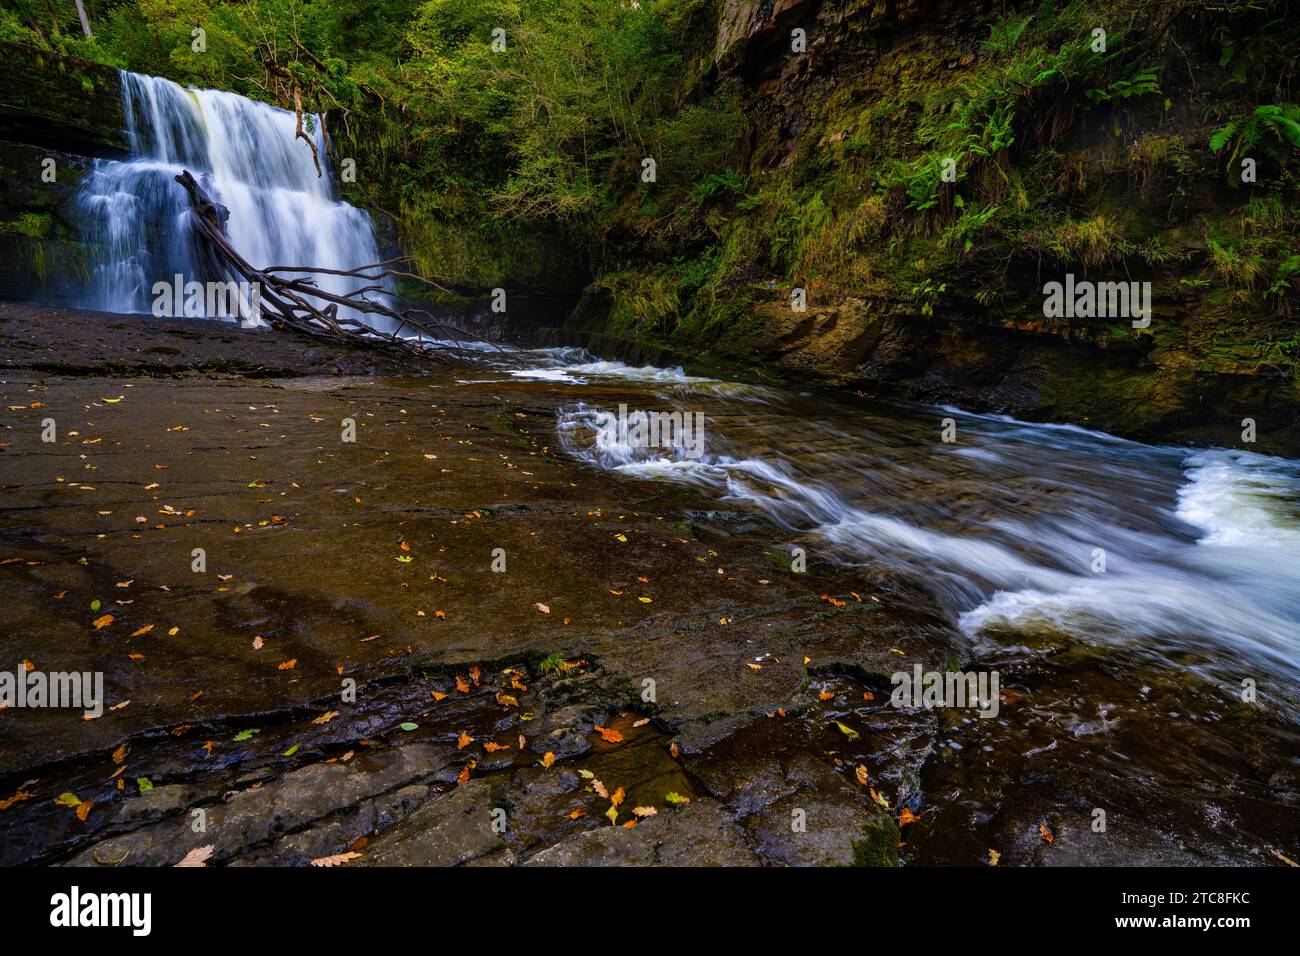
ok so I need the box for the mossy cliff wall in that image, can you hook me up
[0,44,125,304]
[551,0,1300,455]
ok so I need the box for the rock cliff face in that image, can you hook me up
[0,45,125,304]
[555,0,1300,455]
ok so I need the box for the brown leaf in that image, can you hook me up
[1039,823,1054,844]
[854,764,869,787]
[610,786,625,807]
[310,852,361,867]
[174,845,215,867]
[112,743,130,765]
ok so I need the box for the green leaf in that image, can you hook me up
[283,743,301,756]
[136,777,153,793]
[232,728,260,742]
[90,600,100,612]
[399,722,418,731]
[55,791,82,807]
[664,791,690,805]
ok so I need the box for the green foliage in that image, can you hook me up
[1210,104,1300,180]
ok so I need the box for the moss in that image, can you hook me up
[0,212,53,239]
[850,814,900,867]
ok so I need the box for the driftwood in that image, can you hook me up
[173,169,491,360]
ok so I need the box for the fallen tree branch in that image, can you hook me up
[173,169,498,361]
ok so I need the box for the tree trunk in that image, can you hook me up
[74,0,93,39]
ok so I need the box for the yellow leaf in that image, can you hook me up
[541,751,555,769]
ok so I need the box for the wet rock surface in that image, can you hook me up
[1,307,1296,867]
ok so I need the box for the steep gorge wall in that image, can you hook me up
[557,0,1300,455]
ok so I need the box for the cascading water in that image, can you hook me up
[76,71,389,322]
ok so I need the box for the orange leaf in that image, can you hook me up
[455,675,470,694]
[594,725,624,743]
[483,741,509,753]
[278,658,297,670]
[130,624,154,637]
[457,731,474,750]
[92,614,114,629]
[1039,823,1054,844]
[540,751,556,769]
[0,790,33,812]
[610,786,625,806]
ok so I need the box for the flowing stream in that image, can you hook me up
[487,348,1300,690]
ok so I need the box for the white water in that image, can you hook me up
[77,72,388,320]
[499,347,1300,682]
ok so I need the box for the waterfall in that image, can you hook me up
[76,71,389,323]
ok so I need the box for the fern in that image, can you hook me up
[1210,103,1300,180]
